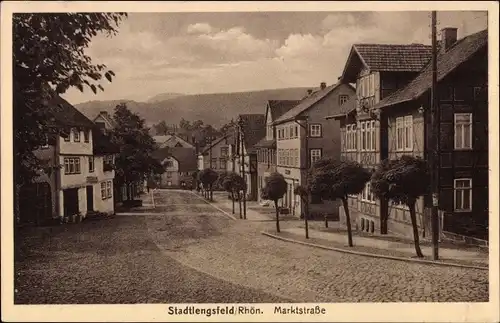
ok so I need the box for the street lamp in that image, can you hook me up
[294,115,309,239]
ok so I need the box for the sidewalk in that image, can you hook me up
[277,227,488,267]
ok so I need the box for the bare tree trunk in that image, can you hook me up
[231,191,235,214]
[274,200,280,233]
[324,214,328,228]
[210,185,213,201]
[341,197,354,247]
[304,197,309,239]
[408,202,424,257]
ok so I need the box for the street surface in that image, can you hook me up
[15,189,489,303]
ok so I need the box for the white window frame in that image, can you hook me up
[310,149,322,165]
[360,182,376,203]
[454,113,473,150]
[106,181,112,198]
[73,129,80,142]
[309,124,322,137]
[395,116,413,152]
[101,182,107,199]
[64,157,81,175]
[360,122,366,151]
[454,178,472,212]
[89,156,94,173]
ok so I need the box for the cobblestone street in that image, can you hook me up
[15,189,489,303]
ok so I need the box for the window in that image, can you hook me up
[164,160,173,168]
[73,129,80,142]
[454,113,472,150]
[360,122,366,150]
[339,95,349,106]
[84,130,90,143]
[366,121,371,151]
[345,124,357,151]
[454,178,472,212]
[309,124,322,137]
[166,171,172,178]
[310,149,322,165]
[64,157,81,175]
[294,126,299,138]
[104,155,114,171]
[89,156,94,173]
[106,181,112,198]
[361,182,376,203]
[211,158,217,169]
[294,149,299,167]
[395,116,413,152]
[286,149,290,166]
[101,182,107,199]
[62,131,70,142]
[220,147,228,157]
[220,158,227,169]
[371,120,376,150]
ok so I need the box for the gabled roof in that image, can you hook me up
[200,134,232,154]
[267,100,302,122]
[341,43,433,83]
[274,83,354,125]
[153,135,173,145]
[375,29,488,110]
[239,114,266,152]
[48,96,95,128]
[152,147,198,172]
[93,111,117,129]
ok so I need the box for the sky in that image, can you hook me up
[62,11,488,104]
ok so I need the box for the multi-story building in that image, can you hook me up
[273,82,356,217]
[197,134,235,173]
[232,114,266,201]
[152,147,198,188]
[19,96,117,224]
[255,100,300,203]
[329,28,488,241]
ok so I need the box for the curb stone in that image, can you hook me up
[261,231,488,271]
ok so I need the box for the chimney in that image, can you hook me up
[320,82,327,90]
[441,27,458,51]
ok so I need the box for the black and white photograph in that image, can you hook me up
[1,1,498,322]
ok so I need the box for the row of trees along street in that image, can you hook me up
[260,156,430,258]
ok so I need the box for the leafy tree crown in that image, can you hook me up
[262,172,287,201]
[370,155,430,205]
[198,168,219,186]
[308,158,371,200]
[222,172,246,192]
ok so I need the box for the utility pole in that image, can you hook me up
[238,117,247,220]
[295,116,309,239]
[430,11,440,260]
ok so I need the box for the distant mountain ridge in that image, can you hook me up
[75,87,313,128]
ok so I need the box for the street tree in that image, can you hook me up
[153,120,169,135]
[371,155,429,258]
[309,158,371,247]
[13,13,127,220]
[111,103,164,201]
[222,172,246,216]
[261,173,287,232]
[198,168,218,201]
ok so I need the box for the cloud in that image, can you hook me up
[186,22,214,34]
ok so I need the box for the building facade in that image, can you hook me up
[273,82,356,217]
[197,134,234,173]
[330,28,488,241]
[153,147,198,188]
[255,100,300,203]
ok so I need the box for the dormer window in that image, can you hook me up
[73,129,80,142]
[84,130,90,143]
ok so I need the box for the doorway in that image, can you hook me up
[63,188,79,217]
[86,185,94,212]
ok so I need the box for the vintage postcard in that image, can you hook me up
[1,1,499,322]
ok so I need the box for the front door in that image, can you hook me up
[86,185,94,212]
[63,188,79,217]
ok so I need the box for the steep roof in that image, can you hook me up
[274,83,354,125]
[375,29,488,110]
[48,96,95,128]
[324,95,357,120]
[93,111,117,129]
[239,114,266,152]
[200,134,232,154]
[341,43,433,83]
[254,138,276,149]
[152,147,198,172]
[267,100,302,121]
[153,135,173,145]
